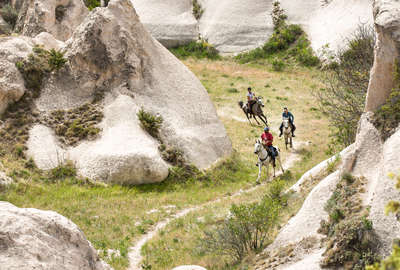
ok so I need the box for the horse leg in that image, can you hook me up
[256,160,262,183]
[257,115,267,126]
[253,114,261,125]
[260,114,268,126]
[265,162,270,181]
[285,134,288,150]
[290,136,293,148]
[245,112,253,125]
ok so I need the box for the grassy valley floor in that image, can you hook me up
[0,57,331,270]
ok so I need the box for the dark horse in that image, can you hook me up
[238,97,268,126]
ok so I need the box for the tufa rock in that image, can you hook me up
[0,36,32,114]
[365,0,400,111]
[133,0,198,48]
[26,0,232,184]
[13,0,89,41]
[0,201,111,270]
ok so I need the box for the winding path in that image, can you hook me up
[128,142,306,270]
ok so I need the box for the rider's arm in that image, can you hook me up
[289,112,294,122]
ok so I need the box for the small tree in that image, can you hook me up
[271,1,287,29]
[316,24,375,149]
[200,196,281,261]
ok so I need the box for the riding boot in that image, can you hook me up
[292,132,295,137]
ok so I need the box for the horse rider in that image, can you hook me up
[247,87,256,114]
[261,126,276,167]
[279,107,296,137]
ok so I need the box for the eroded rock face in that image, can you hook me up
[365,0,400,111]
[281,0,373,53]
[134,0,373,54]
[254,1,400,268]
[0,36,32,114]
[133,0,198,48]
[14,0,89,41]
[26,0,231,184]
[0,201,111,270]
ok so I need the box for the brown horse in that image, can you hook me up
[238,97,268,126]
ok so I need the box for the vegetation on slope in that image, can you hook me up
[170,40,220,60]
[1,55,331,270]
[319,173,380,269]
[315,25,375,151]
[235,2,319,69]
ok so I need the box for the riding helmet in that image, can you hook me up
[264,127,269,132]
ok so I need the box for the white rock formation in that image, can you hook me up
[365,0,400,111]
[281,0,374,53]
[133,0,198,48]
[14,0,89,41]
[24,0,231,184]
[198,0,274,54]
[0,201,111,270]
[0,36,32,114]
[134,0,373,54]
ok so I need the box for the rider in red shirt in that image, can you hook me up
[261,127,276,166]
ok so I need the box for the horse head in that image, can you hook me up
[256,96,265,107]
[238,101,244,108]
[283,118,290,128]
[254,139,263,154]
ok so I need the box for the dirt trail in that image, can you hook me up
[127,141,307,270]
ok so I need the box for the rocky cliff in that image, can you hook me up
[133,0,373,54]
[0,0,232,185]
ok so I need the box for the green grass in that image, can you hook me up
[0,56,331,270]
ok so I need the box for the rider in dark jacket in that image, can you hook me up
[279,107,296,137]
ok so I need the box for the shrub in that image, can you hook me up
[48,49,67,70]
[272,58,285,71]
[0,4,18,29]
[49,161,77,180]
[16,46,67,95]
[234,3,317,67]
[200,196,281,261]
[192,0,203,20]
[315,24,375,148]
[84,0,101,10]
[170,40,220,60]
[137,108,163,138]
[160,145,185,167]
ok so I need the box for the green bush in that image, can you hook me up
[234,2,317,67]
[192,0,203,20]
[170,40,220,60]
[16,46,67,95]
[137,108,163,138]
[49,161,77,180]
[200,196,281,261]
[0,4,18,29]
[272,58,285,71]
[84,0,100,10]
[48,49,67,71]
[316,25,375,149]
